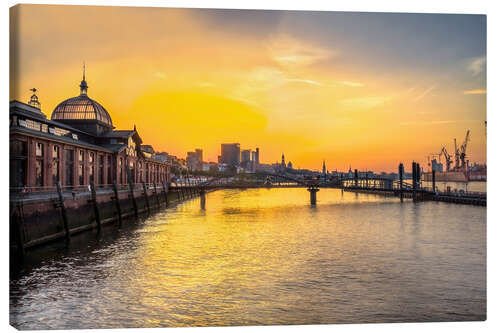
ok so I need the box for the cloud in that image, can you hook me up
[413,84,436,102]
[467,56,486,76]
[399,120,458,126]
[338,81,364,87]
[286,78,323,86]
[267,34,334,68]
[464,89,486,95]
[340,96,391,109]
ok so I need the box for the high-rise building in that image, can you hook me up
[255,147,260,165]
[220,143,240,166]
[186,148,203,171]
[241,149,251,163]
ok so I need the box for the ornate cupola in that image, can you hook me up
[51,64,114,136]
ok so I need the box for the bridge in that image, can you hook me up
[169,164,486,207]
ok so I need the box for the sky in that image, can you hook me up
[10,5,486,172]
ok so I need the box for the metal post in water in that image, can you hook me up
[412,162,417,202]
[432,170,436,193]
[399,163,404,202]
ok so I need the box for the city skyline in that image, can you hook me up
[10,5,486,172]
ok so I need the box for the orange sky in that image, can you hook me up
[10,5,486,172]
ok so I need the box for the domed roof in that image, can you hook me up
[51,69,113,128]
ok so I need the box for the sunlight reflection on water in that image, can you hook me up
[10,188,486,329]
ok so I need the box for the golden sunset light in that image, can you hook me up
[10,5,486,172]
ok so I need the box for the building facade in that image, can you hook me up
[186,149,203,171]
[219,143,240,166]
[10,73,171,191]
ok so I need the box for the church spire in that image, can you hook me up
[80,62,88,95]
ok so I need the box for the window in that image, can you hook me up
[64,149,74,186]
[119,158,123,184]
[35,142,44,157]
[35,160,44,187]
[53,145,59,159]
[78,150,84,185]
[52,160,59,184]
[107,156,112,184]
[89,152,94,183]
[139,162,143,182]
[10,140,27,188]
[98,155,104,185]
[78,164,84,185]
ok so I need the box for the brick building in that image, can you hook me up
[10,72,171,191]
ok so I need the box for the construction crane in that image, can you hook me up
[454,138,460,170]
[459,130,470,170]
[439,147,453,171]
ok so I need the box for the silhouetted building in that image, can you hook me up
[10,69,170,190]
[219,143,240,166]
[187,149,203,171]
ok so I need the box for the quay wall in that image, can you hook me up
[10,184,196,254]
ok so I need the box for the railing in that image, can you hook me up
[9,182,169,202]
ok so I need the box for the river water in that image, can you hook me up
[10,188,486,329]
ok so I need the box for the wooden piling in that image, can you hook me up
[112,181,123,227]
[162,181,169,207]
[12,202,26,258]
[56,182,70,242]
[126,167,139,219]
[142,182,151,214]
[176,181,182,201]
[89,181,101,233]
[200,187,206,210]
[153,182,161,208]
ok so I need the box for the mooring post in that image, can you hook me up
[416,163,421,190]
[126,167,138,219]
[153,182,161,208]
[307,187,319,205]
[200,187,206,210]
[399,163,404,202]
[89,181,101,233]
[432,170,436,193]
[162,181,169,207]
[56,181,70,242]
[354,169,359,188]
[142,182,151,214]
[176,181,182,201]
[412,162,417,202]
[13,202,26,258]
[112,181,123,227]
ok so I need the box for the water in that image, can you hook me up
[10,188,486,329]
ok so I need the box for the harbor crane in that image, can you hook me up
[439,147,453,171]
[459,130,470,169]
